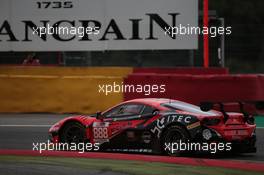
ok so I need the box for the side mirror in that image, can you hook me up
[200,102,213,112]
[96,111,103,120]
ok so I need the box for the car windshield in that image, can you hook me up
[161,101,219,116]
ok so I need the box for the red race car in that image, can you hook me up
[49,98,258,155]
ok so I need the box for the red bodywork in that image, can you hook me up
[49,98,256,153]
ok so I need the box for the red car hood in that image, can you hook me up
[49,115,97,133]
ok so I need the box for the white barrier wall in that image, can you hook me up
[0,0,198,51]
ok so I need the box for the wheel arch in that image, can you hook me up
[160,122,191,140]
[58,119,86,140]
[151,121,191,155]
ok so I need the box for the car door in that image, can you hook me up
[91,103,144,144]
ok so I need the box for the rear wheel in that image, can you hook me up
[60,122,86,144]
[161,125,189,156]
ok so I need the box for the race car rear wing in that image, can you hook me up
[200,101,264,121]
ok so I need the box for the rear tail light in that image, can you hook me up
[246,116,255,125]
[202,118,221,126]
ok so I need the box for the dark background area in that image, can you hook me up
[0,0,263,73]
[209,0,264,73]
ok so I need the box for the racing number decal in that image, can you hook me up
[93,127,108,139]
[92,122,110,141]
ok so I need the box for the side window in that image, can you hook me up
[142,105,157,115]
[104,104,144,118]
[123,104,144,115]
[104,105,125,118]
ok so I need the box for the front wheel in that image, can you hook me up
[60,122,86,144]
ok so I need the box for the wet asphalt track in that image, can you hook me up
[0,114,264,161]
[0,162,128,175]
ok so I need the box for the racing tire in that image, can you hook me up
[161,125,189,156]
[60,122,87,144]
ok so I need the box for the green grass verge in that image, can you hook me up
[255,116,264,127]
[0,156,262,175]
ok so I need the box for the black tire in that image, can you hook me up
[60,122,86,144]
[161,125,189,156]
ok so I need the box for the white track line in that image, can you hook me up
[0,125,51,127]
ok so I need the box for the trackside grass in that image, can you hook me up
[0,156,263,175]
[255,116,264,128]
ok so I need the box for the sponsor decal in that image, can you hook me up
[187,121,201,130]
[151,115,196,138]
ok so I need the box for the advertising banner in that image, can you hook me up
[0,0,198,51]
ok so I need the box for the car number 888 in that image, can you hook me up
[93,127,108,139]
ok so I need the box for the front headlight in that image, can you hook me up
[49,123,60,132]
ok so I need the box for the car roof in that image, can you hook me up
[125,98,174,106]
[123,98,221,116]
